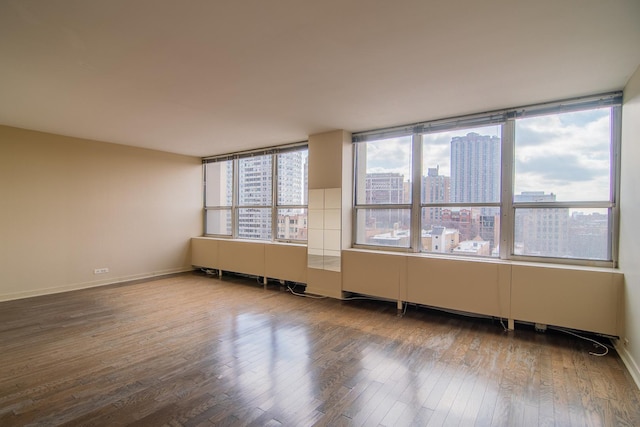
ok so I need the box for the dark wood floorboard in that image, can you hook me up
[1,272,639,426]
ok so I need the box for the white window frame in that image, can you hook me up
[352,92,622,267]
[203,143,308,243]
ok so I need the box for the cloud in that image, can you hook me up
[513,107,611,201]
[515,154,596,182]
[362,136,412,177]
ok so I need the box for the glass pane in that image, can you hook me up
[238,207,272,240]
[205,209,232,235]
[514,108,611,202]
[238,155,272,206]
[422,125,501,204]
[277,150,308,206]
[205,161,233,207]
[355,208,411,247]
[421,206,499,257]
[276,208,307,240]
[514,208,610,260]
[355,136,412,205]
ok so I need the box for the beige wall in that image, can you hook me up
[619,65,640,386]
[0,125,202,301]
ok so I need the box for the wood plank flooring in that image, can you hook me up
[1,272,639,426]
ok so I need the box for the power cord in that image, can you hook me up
[286,284,327,299]
[548,326,609,357]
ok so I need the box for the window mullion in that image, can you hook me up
[232,158,238,239]
[410,133,422,252]
[500,120,515,260]
[271,153,277,242]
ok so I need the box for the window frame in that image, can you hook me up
[203,143,308,243]
[353,134,414,249]
[352,92,622,267]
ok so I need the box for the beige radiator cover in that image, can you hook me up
[192,239,622,336]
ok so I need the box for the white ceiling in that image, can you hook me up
[1,1,639,157]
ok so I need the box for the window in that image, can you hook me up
[512,107,615,261]
[354,136,412,247]
[421,125,501,257]
[276,150,308,240]
[353,93,621,266]
[204,145,308,242]
[204,159,232,235]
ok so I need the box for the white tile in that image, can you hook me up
[308,209,324,230]
[307,229,324,250]
[308,189,324,209]
[324,209,341,230]
[324,188,341,209]
[324,229,341,251]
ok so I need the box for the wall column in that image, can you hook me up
[305,130,352,298]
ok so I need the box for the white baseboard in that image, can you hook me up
[0,267,195,302]
[614,340,640,391]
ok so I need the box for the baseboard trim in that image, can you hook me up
[614,340,640,391]
[0,267,195,302]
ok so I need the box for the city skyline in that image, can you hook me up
[358,115,610,259]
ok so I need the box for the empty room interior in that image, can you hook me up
[2,1,640,425]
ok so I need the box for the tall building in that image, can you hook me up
[422,166,450,226]
[514,191,569,257]
[238,155,273,239]
[276,151,308,240]
[450,132,500,204]
[277,151,306,206]
[237,151,307,240]
[364,172,408,233]
[365,173,405,204]
[448,132,501,253]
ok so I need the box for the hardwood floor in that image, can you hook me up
[1,272,639,426]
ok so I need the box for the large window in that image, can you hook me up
[512,107,614,261]
[354,136,412,248]
[421,125,502,257]
[204,159,233,236]
[353,93,621,266]
[204,145,308,242]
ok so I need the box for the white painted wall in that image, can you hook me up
[619,65,640,387]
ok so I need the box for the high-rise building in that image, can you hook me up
[448,132,501,253]
[205,151,308,240]
[277,151,305,206]
[450,132,500,204]
[422,166,450,226]
[364,172,408,233]
[514,191,569,257]
[238,155,273,239]
[365,173,405,204]
[276,151,308,241]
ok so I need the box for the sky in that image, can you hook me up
[514,108,611,201]
[361,107,612,202]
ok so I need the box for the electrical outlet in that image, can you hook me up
[624,338,630,347]
[94,268,109,274]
